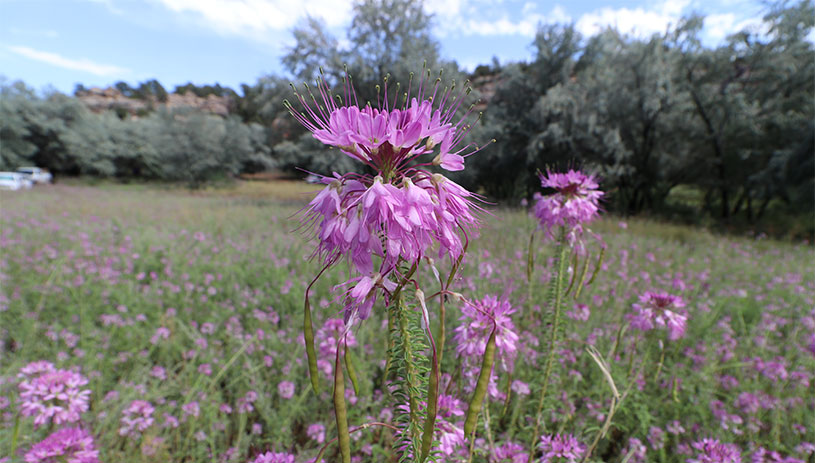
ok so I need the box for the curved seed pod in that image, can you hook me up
[344,345,360,396]
[304,297,320,394]
[564,249,579,296]
[334,345,351,463]
[303,258,337,395]
[463,327,497,438]
[586,246,606,286]
[573,250,592,300]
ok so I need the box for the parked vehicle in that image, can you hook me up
[0,172,33,191]
[17,166,52,184]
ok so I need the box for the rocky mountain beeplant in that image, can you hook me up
[286,68,496,462]
[525,169,607,462]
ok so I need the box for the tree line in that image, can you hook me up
[1,0,812,229]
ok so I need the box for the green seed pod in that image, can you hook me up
[344,346,360,396]
[334,347,351,463]
[464,327,497,438]
[304,297,320,394]
[587,246,606,286]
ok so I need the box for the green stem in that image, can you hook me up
[526,230,536,325]
[334,343,351,463]
[527,236,569,463]
[304,296,319,394]
[398,294,420,426]
[419,344,439,463]
[10,413,20,459]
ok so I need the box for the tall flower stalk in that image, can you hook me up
[287,69,489,462]
[525,169,604,461]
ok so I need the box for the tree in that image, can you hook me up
[675,1,814,220]
[282,16,345,83]
[0,80,39,169]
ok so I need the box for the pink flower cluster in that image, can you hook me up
[23,427,99,463]
[687,438,742,463]
[289,74,485,322]
[436,394,466,457]
[453,295,519,370]
[119,400,155,437]
[629,291,689,340]
[533,169,603,249]
[316,318,358,375]
[18,364,90,428]
[251,451,296,463]
[538,433,586,463]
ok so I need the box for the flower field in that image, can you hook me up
[1,183,813,462]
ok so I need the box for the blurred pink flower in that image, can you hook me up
[19,368,90,428]
[24,427,98,463]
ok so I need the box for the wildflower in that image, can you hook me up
[539,433,586,463]
[182,401,200,418]
[648,426,665,450]
[493,441,527,463]
[150,366,166,380]
[510,380,531,396]
[252,452,295,463]
[622,438,648,463]
[119,400,155,437]
[317,318,358,362]
[532,169,603,249]
[566,303,590,322]
[288,72,486,323]
[629,291,688,340]
[24,427,99,463]
[19,369,90,428]
[687,439,742,463]
[307,423,326,443]
[277,380,295,400]
[751,447,805,463]
[453,295,518,371]
[162,413,179,429]
[18,361,56,379]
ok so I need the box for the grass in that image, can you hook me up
[1,181,813,462]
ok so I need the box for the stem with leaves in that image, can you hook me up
[528,230,569,463]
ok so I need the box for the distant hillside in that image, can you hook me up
[76,86,233,117]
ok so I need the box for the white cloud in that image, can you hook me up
[575,3,681,38]
[572,0,762,43]
[6,45,130,76]
[153,0,354,41]
[434,3,571,38]
[704,13,764,42]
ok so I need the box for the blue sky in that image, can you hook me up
[1,0,771,95]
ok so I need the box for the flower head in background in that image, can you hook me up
[539,433,586,463]
[17,361,56,379]
[453,295,518,371]
[18,368,90,428]
[307,422,326,444]
[533,169,603,249]
[629,291,688,340]
[24,427,98,463]
[687,438,742,463]
[492,441,528,463]
[288,71,487,323]
[277,380,295,400]
[119,400,155,437]
[252,451,296,463]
